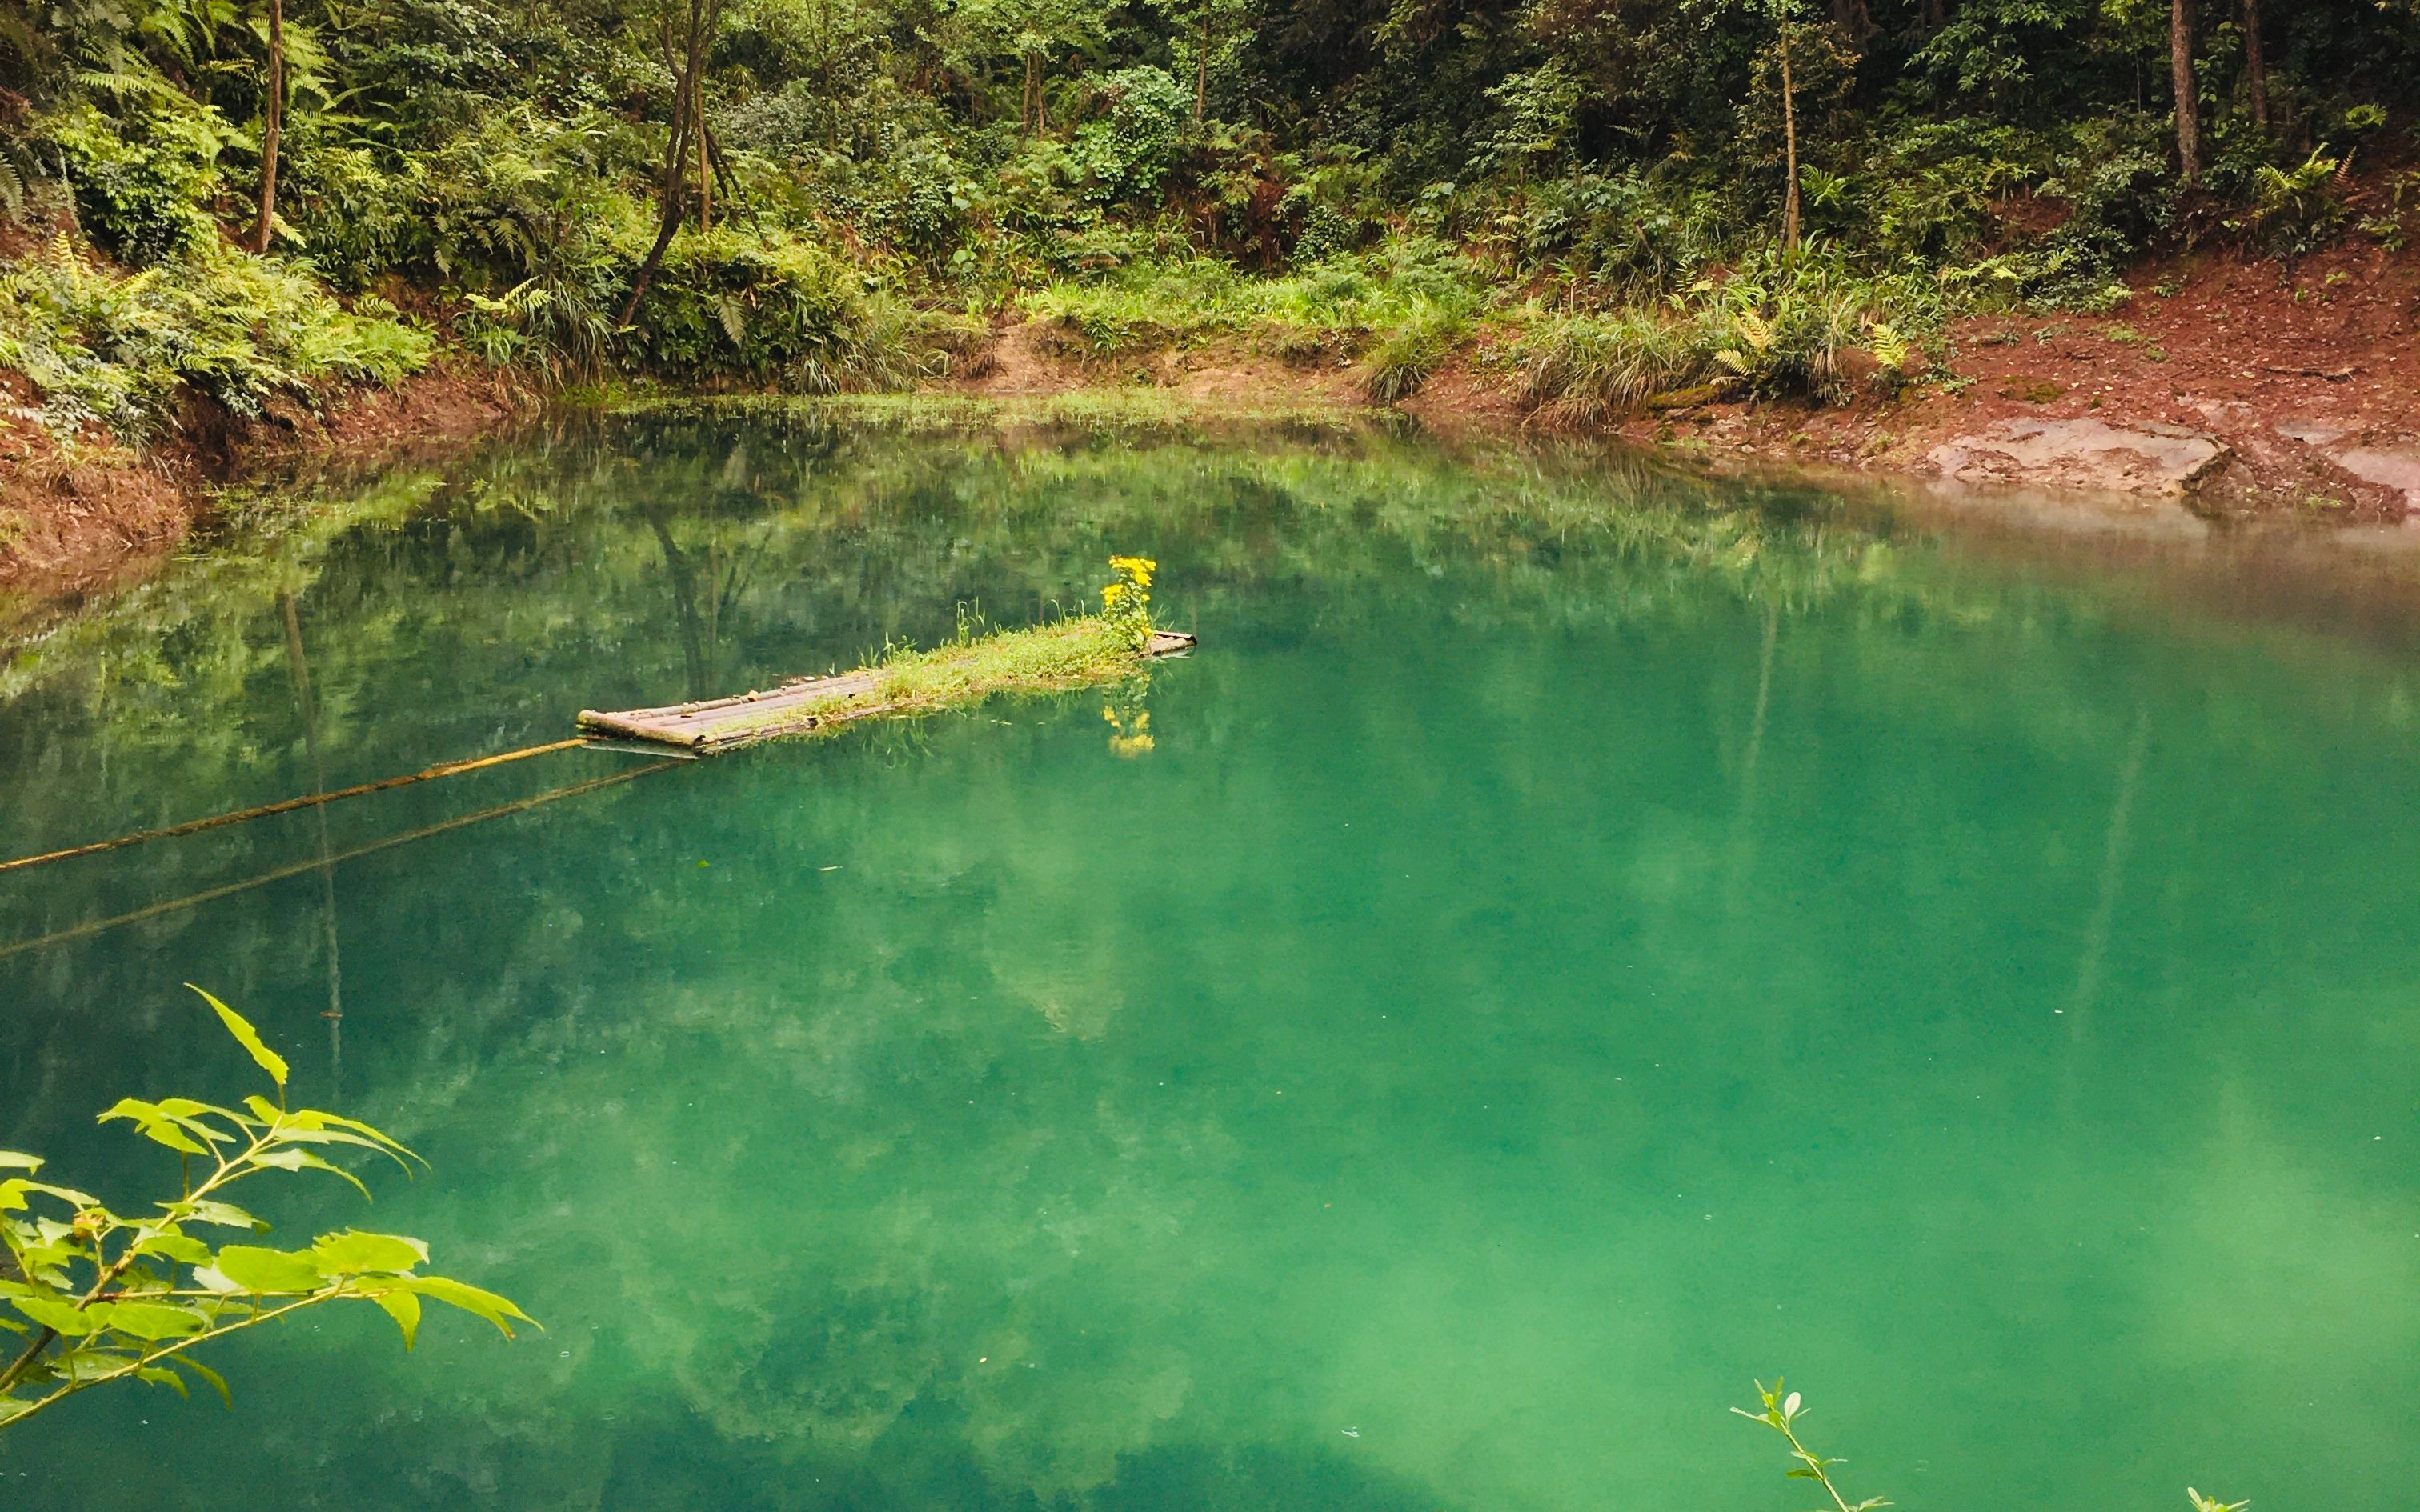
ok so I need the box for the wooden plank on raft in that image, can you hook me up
[576,630,1198,755]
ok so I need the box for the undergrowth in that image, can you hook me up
[1509,254,1941,415]
[1023,238,1483,393]
[0,238,433,442]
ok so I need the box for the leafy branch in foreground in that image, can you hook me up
[0,986,534,1430]
[1737,1378,2249,1512]
[1733,1378,1889,1512]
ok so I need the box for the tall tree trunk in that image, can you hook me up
[2171,0,2199,185]
[695,70,711,233]
[620,0,711,330]
[2242,0,2267,130]
[1194,6,1209,122]
[1778,22,1801,254]
[250,0,282,253]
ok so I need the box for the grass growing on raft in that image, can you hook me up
[877,615,1149,709]
[698,613,1158,745]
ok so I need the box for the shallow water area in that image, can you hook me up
[2,402,2415,1511]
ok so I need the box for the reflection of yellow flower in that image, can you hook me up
[1102,701,1153,757]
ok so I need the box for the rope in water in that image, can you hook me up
[0,758,682,962]
[0,737,593,877]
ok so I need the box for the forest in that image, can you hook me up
[1,0,2418,456]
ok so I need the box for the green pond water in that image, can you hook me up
[1,403,2415,1510]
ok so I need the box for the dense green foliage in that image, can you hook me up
[2,0,2418,431]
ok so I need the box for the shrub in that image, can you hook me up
[635,226,924,392]
[1068,66,1189,205]
[40,98,234,266]
[0,238,434,442]
[1510,169,1746,297]
[2239,148,2349,255]
[418,112,644,377]
[276,130,426,289]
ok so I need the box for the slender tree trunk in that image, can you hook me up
[2242,0,2267,130]
[1778,22,1801,254]
[620,0,712,329]
[695,71,711,233]
[2171,0,2199,185]
[1194,7,1209,122]
[250,0,282,253]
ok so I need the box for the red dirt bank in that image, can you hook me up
[1456,241,2420,519]
[1,364,527,605]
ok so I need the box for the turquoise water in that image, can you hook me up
[1,406,2415,1510]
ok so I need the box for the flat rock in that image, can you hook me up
[1926,418,2229,496]
[2329,446,2420,510]
[2274,418,2351,446]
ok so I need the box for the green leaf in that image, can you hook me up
[253,1110,418,1170]
[10,1294,98,1336]
[133,1231,213,1266]
[134,1363,190,1398]
[252,1146,371,1200]
[174,1200,262,1230]
[210,1245,326,1294]
[189,1266,242,1294]
[98,1099,212,1157]
[189,985,286,1089]
[0,1152,40,1173]
[307,1112,418,1163]
[177,1355,232,1409]
[394,1275,539,1338]
[22,1179,100,1208]
[371,1289,421,1350]
[311,1230,427,1275]
[63,1349,138,1381]
[98,1300,207,1342]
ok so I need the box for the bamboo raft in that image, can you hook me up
[576,630,1198,754]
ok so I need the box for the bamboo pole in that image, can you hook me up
[0,738,591,876]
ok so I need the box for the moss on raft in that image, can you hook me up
[699,615,1149,742]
